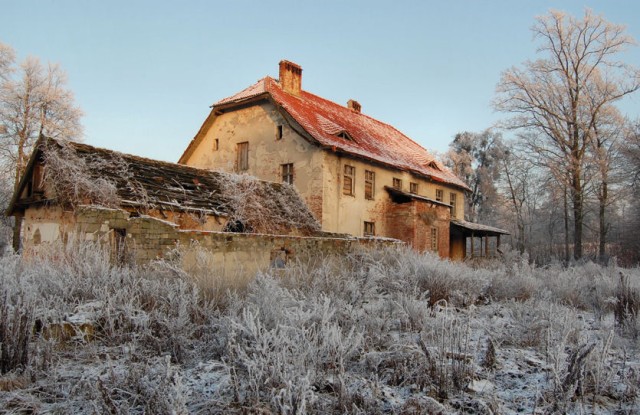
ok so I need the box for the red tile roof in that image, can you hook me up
[202,76,470,191]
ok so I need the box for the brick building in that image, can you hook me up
[179,60,507,259]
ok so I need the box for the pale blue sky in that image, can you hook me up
[2,0,640,162]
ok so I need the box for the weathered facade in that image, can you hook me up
[8,138,384,270]
[179,60,507,258]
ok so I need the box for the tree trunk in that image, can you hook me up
[598,181,608,262]
[564,183,570,264]
[571,163,583,260]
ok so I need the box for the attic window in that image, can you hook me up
[428,161,441,171]
[213,139,219,151]
[276,125,283,140]
[337,131,353,141]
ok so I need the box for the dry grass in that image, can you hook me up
[0,243,638,413]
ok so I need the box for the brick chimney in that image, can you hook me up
[279,60,302,96]
[347,99,361,113]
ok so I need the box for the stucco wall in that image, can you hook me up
[321,152,462,237]
[182,103,325,221]
[181,101,465,243]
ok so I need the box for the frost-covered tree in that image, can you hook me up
[446,130,505,223]
[494,9,640,259]
[0,42,83,190]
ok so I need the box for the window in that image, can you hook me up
[431,227,438,251]
[365,170,375,200]
[281,163,294,184]
[213,138,219,151]
[276,125,283,140]
[364,221,375,237]
[236,142,249,171]
[343,165,355,196]
[410,182,418,194]
[393,178,402,190]
[450,193,457,217]
[435,189,443,202]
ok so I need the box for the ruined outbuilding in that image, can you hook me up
[7,138,386,273]
[179,60,508,259]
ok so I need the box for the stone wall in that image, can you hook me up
[23,205,399,278]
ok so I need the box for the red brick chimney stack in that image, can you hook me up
[347,99,361,113]
[279,60,302,96]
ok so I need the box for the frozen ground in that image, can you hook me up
[0,244,638,414]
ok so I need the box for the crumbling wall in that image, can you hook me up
[22,206,398,279]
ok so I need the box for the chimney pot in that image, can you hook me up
[347,99,361,113]
[279,60,302,96]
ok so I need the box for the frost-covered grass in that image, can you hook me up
[0,243,638,414]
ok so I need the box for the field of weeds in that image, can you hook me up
[0,243,638,414]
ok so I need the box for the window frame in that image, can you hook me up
[392,177,402,190]
[410,182,418,194]
[364,221,375,237]
[364,170,375,200]
[281,163,294,184]
[435,188,443,202]
[450,192,457,217]
[236,141,249,172]
[343,164,355,196]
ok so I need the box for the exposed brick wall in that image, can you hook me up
[384,200,450,257]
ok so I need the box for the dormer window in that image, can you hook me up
[337,131,353,141]
[428,161,441,171]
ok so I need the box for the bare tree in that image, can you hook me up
[0,43,83,190]
[494,9,640,259]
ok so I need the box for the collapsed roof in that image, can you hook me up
[9,138,320,234]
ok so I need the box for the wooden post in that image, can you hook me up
[470,232,475,258]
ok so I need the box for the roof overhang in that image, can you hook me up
[450,219,510,236]
[384,186,452,208]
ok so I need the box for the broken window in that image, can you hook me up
[450,192,457,218]
[236,142,249,171]
[343,165,355,196]
[364,221,375,237]
[435,188,443,202]
[365,170,375,200]
[281,163,294,184]
[410,182,418,194]
[224,220,251,233]
[393,177,402,190]
[431,227,438,251]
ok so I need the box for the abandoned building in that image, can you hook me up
[8,138,392,275]
[179,60,508,259]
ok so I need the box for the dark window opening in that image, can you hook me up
[214,138,219,151]
[276,125,283,140]
[112,228,127,265]
[224,219,251,233]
